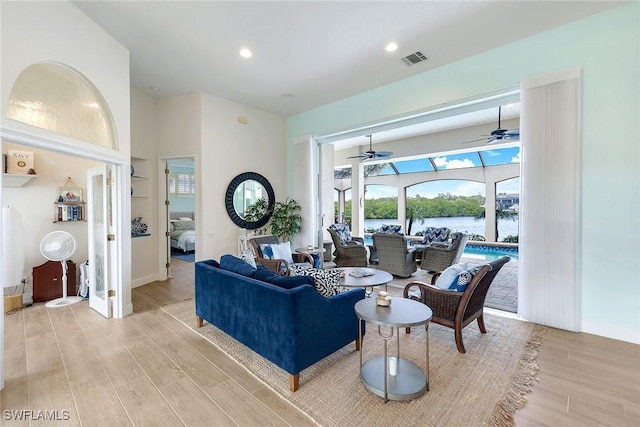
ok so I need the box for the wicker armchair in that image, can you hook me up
[420,232,469,273]
[403,256,511,353]
[248,235,313,276]
[372,232,417,278]
[327,224,367,267]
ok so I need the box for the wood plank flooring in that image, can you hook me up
[2,258,639,426]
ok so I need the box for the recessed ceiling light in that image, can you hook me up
[240,48,252,58]
[385,42,398,52]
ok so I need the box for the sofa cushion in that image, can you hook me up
[220,254,257,277]
[260,242,294,264]
[254,265,314,290]
[380,224,402,234]
[239,248,257,269]
[449,264,484,292]
[290,265,342,298]
[434,262,468,289]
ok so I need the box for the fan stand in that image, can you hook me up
[45,260,83,308]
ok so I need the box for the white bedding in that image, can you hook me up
[171,229,195,251]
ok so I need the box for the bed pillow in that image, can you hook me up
[434,263,468,289]
[260,242,294,264]
[178,216,193,221]
[290,267,342,298]
[254,265,314,289]
[220,254,257,277]
[172,220,195,231]
[449,264,485,292]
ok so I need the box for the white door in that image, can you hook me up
[87,165,112,318]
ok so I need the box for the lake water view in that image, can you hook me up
[364,216,519,240]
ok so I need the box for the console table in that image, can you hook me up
[355,297,432,402]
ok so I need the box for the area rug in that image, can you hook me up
[161,299,545,427]
[171,250,195,262]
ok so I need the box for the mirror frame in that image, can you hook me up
[225,172,275,230]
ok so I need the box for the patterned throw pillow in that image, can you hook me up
[240,248,257,269]
[290,266,342,298]
[421,227,450,244]
[330,224,352,245]
[380,224,402,234]
[172,220,195,231]
[449,264,484,292]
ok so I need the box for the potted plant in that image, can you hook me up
[269,197,302,243]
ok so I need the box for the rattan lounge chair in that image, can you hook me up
[403,256,511,353]
[327,224,367,267]
[372,232,417,278]
[248,235,313,275]
[420,232,469,273]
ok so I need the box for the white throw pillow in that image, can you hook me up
[178,217,193,221]
[434,263,468,290]
[261,242,294,264]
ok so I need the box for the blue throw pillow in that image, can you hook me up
[254,265,314,290]
[220,254,257,277]
[449,264,484,292]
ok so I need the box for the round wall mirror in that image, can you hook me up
[225,172,275,230]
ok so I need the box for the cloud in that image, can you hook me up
[365,185,398,199]
[511,151,521,163]
[433,156,475,170]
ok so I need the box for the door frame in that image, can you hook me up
[0,127,130,317]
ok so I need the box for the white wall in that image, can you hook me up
[200,93,286,260]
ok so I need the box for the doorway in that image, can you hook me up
[162,157,197,277]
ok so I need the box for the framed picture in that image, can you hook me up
[59,187,83,202]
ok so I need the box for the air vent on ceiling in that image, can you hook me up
[401,51,427,66]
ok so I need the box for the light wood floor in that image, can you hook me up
[2,258,639,426]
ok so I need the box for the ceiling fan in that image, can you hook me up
[347,134,393,161]
[463,106,520,144]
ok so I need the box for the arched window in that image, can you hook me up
[7,62,117,149]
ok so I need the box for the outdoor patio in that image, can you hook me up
[384,256,518,313]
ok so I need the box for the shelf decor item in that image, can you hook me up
[58,177,84,202]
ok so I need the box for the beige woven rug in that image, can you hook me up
[161,299,545,427]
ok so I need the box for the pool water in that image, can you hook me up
[364,236,518,262]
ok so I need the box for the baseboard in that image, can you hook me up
[131,273,158,289]
[581,321,640,345]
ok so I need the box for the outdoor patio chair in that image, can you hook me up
[420,232,469,273]
[248,235,313,276]
[327,224,368,267]
[403,256,511,353]
[372,232,417,278]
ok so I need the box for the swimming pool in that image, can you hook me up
[363,236,518,262]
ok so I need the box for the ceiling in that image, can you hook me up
[73,1,622,118]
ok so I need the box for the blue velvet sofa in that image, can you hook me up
[195,259,365,391]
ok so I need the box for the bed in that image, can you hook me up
[170,212,195,252]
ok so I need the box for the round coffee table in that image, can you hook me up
[355,297,432,402]
[339,267,392,297]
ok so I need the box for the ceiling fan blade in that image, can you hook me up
[504,129,520,137]
[461,137,490,144]
[373,151,393,158]
[346,153,368,159]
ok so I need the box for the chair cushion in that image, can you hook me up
[421,227,450,244]
[289,265,342,298]
[239,248,257,269]
[254,265,314,289]
[434,263,468,289]
[330,223,352,244]
[220,254,257,277]
[260,242,294,264]
[449,264,484,292]
[380,224,402,234]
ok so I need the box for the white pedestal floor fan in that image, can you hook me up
[40,231,83,308]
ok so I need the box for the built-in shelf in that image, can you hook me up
[2,173,38,187]
[132,233,151,238]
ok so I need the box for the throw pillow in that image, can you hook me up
[220,254,257,277]
[288,263,313,276]
[178,216,193,221]
[172,220,195,231]
[449,264,485,292]
[239,248,257,269]
[330,224,352,245]
[260,242,294,264]
[292,268,342,298]
[380,224,402,234]
[254,265,314,290]
[434,263,468,289]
